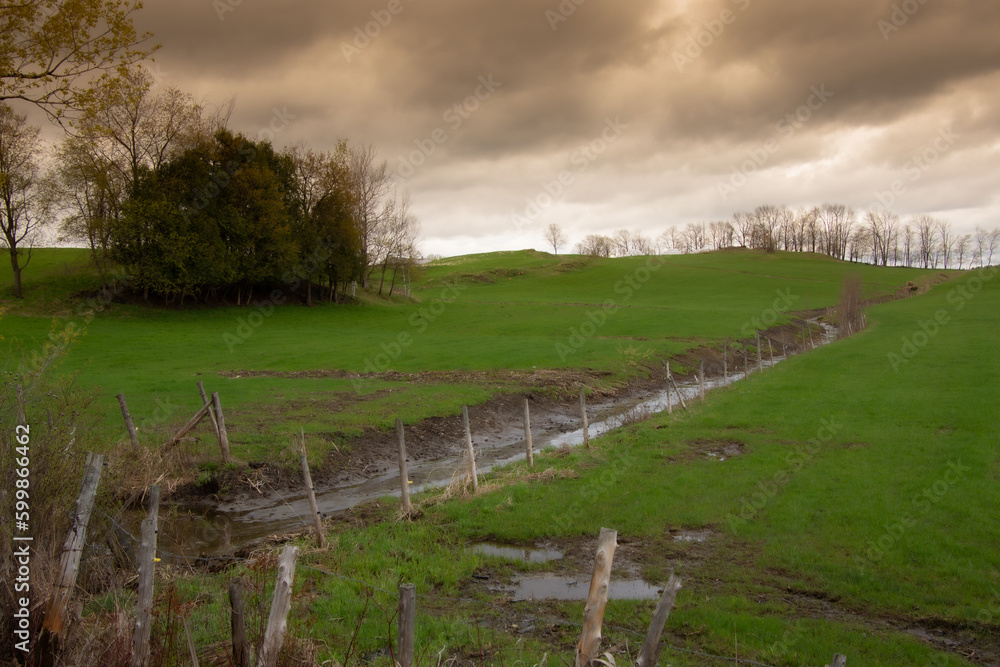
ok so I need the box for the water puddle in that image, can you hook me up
[673,529,711,543]
[471,543,564,564]
[503,574,661,601]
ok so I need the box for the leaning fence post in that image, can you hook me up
[211,392,231,463]
[229,581,250,667]
[397,583,416,667]
[809,324,816,349]
[116,393,140,447]
[260,545,299,667]
[635,575,682,667]
[580,388,590,448]
[299,430,325,548]
[133,485,161,667]
[35,452,104,667]
[197,381,220,440]
[396,418,412,515]
[462,405,478,492]
[523,398,534,467]
[574,528,617,667]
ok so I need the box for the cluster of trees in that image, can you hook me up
[1,2,418,303]
[568,204,999,269]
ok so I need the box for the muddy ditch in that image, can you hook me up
[142,313,835,561]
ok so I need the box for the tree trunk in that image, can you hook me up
[9,248,23,298]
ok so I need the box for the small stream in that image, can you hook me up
[152,320,836,561]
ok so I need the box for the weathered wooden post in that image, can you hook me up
[196,381,220,439]
[396,418,412,515]
[35,453,104,667]
[211,392,231,463]
[698,360,705,401]
[756,332,762,370]
[523,398,534,467]
[397,583,416,667]
[183,617,199,667]
[574,528,618,667]
[768,337,775,367]
[635,574,683,667]
[809,324,816,349]
[260,545,299,667]
[668,369,688,411]
[665,362,672,415]
[299,430,325,548]
[229,581,250,667]
[133,485,161,667]
[826,655,847,667]
[723,341,728,383]
[161,402,212,450]
[462,405,478,492]
[580,388,590,448]
[743,344,749,376]
[116,393,140,447]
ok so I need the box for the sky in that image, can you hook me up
[65,0,1000,256]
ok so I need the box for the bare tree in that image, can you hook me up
[543,222,567,255]
[866,208,900,266]
[0,104,46,297]
[936,219,954,269]
[817,203,856,260]
[348,144,391,287]
[955,233,972,269]
[576,234,614,257]
[375,189,420,296]
[913,215,936,268]
[732,211,754,248]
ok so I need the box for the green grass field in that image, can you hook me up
[3,249,995,665]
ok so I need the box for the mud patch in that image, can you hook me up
[499,574,661,601]
[687,438,745,461]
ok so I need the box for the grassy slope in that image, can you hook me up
[1,249,944,464]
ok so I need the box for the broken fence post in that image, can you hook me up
[260,545,299,667]
[161,402,212,451]
[635,574,683,667]
[396,418,412,515]
[35,452,104,667]
[574,527,618,667]
[229,581,250,667]
[196,380,220,440]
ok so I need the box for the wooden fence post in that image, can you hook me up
[116,393,140,447]
[34,453,104,667]
[397,583,416,667]
[574,528,617,667]
[299,430,325,548]
[826,655,847,667]
[768,337,775,367]
[809,324,816,349]
[183,617,199,667]
[635,574,682,667]
[668,369,688,411]
[196,381,220,440]
[665,362,672,415]
[580,388,590,448]
[743,344,749,376]
[523,398,534,467]
[396,418,412,515]
[260,545,299,667]
[723,341,728,383]
[211,392,231,463]
[462,405,478,492]
[132,485,161,667]
[698,360,705,401]
[756,332,762,370]
[229,581,250,667]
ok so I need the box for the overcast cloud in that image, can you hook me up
[117,0,1000,255]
